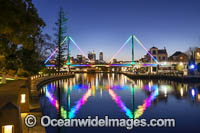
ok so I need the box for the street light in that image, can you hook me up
[189,64,196,70]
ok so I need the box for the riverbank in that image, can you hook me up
[121,72,200,83]
[0,79,27,107]
[0,73,75,133]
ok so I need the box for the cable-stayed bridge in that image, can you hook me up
[44,34,164,72]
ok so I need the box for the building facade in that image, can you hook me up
[142,47,168,62]
[88,51,96,62]
[194,48,200,63]
[169,51,188,62]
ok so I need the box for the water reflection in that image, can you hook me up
[40,73,200,120]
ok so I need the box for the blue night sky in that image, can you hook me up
[33,0,200,61]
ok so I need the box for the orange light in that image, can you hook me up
[2,125,14,133]
[198,94,200,101]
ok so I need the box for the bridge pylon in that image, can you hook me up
[131,34,135,65]
[66,36,71,65]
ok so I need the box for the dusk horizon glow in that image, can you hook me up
[33,0,200,61]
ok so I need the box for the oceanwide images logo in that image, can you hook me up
[24,115,176,129]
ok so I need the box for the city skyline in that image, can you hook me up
[33,0,200,61]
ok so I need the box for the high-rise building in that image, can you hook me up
[88,51,96,61]
[99,52,103,61]
[88,52,93,60]
[92,51,96,61]
[82,56,87,63]
[77,55,82,63]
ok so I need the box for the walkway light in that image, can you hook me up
[2,125,14,133]
[21,94,26,103]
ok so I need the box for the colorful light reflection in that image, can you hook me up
[45,85,59,110]
[44,82,159,120]
[108,89,133,118]
[68,89,92,119]
[108,85,159,119]
[134,85,159,119]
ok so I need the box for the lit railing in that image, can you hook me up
[30,72,74,80]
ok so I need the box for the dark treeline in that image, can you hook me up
[0,0,61,76]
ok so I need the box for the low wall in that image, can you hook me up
[30,73,75,97]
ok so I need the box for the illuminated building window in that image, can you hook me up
[180,56,183,60]
[196,52,200,58]
[198,94,200,101]
[2,125,14,133]
[21,94,26,103]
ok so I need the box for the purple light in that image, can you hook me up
[44,36,69,64]
[69,37,91,62]
[109,64,131,67]
[70,64,91,67]
[44,47,58,64]
[69,89,92,119]
[45,85,59,110]
[110,85,130,90]
[134,85,159,119]
[134,35,159,64]
[108,89,133,118]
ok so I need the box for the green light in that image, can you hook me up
[66,62,71,65]
[131,62,135,65]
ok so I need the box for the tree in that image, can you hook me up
[54,8,68,71]
[35,34,54,62]
[0,0,45,74]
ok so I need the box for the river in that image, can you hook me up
[40,73,200,133]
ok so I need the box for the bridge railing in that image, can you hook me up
[30,71,74,80]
